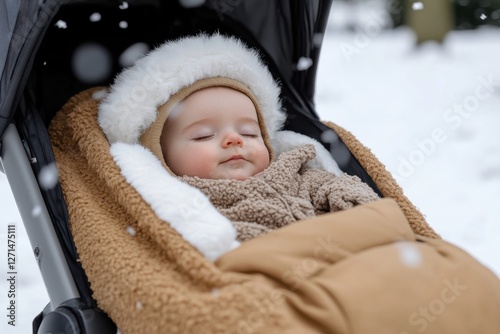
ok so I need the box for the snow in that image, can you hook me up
[412,2,424,11]
[1,4,500,332]
[119,1,129,10]
[395,242,423,268]
[127,226,137,236]
[118,42,150,68]
[89,12,102,23]
[316,4,500,281]
[37,162,59,190]
[54,20,67,29]
[296,57,314,71]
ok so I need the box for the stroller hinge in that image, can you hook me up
[21,139,37,164]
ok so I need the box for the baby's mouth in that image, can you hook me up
[222,155,245,163]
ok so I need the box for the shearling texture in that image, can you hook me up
[325,121,439,238]
[181,145,380,241]
[109,141,240,261]
[49,87,500,334]
[49,88,292,333]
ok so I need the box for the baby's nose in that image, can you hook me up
[222,131,243,148]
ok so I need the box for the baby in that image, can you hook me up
[99,33,380,242]
[161,86,270,181]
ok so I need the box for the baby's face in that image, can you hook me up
[161,87,270,180]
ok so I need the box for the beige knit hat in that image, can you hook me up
[139,76,274,171]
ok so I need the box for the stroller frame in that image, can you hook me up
[1,123,116,332]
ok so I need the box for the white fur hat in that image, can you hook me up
[99,33,342,176]
[98,33,285,147]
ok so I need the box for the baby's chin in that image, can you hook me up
[219,173,252,181]
[215,169,264,181]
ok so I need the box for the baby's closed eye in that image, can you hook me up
[193,135,214,141]
[240,133,258,138]
[238,124,261,138]
[191,128,215,141]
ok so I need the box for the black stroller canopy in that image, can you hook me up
[3,0,383,209]
[0,0,333,140]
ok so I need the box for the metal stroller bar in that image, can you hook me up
[0,124,80,310]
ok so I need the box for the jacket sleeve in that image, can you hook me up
[301,169,380,214]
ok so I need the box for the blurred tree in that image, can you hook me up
[387,0,500,29]
[405,0,455,44]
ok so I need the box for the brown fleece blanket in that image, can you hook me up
[182,144,380,241]
[49,88,500,333]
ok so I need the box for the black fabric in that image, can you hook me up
[0,0,20,78]
[0,0,62,137]
[2,0,334,135]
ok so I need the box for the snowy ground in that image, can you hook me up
[1,4,500,333]
[316,4,500,280]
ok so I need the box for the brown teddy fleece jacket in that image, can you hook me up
[181,144,380,241]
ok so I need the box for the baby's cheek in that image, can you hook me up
[251,144,271,172]
[184,147,214,177]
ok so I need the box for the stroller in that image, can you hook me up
[2,1,499,333]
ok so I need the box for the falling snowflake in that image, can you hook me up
[119,42,149,67]
[119,1,129,10]
[321,130,338,143]
[296,57,313,71]
[412,2,424,11]
[169,101,185,119]
[313,33,324,47]
[32,206,42,217]
[480,13,487,20]
[72,43,112,84]
[329,144,351,167]
[55,20,67,29]
[89,13,101,22]
[211,288,220,297]
[38,162,59,190]
[135,301,143,309]
[127,226,136,236]
[396,242,422,268]
[119,21,128,29]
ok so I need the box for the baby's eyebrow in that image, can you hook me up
[240,117,259,124]
[181,118,213,134]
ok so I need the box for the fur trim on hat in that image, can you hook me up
[98,33,285,144]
